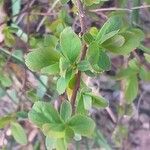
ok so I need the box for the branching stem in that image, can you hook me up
[71,0,87,111]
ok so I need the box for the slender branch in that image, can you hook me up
[90,4,150,13]
[76,0,87,34]
[71,0,87,110]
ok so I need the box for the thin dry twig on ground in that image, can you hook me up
[90,5,150,13]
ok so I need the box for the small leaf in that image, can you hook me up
[87,42,99,66]
[83,94,92,110]
[144,53,150,63]
[41,63,60,75]
[65,127,74,142]
[42,123,65,138]
[57,77,67,95]
[103,34,125,48]
[60,100,72,122]
[83,32,94,44]
[60,0,70,4]
[76,94,87,115]
[96,16,122,43]
[115,66,139,80]
[100,30,119,44]
[60,27,81,62]
[0,115,15,129]
[125,75,138,104]
[86,93,109,108]
[11,122,27,145]
[103,28,144,55]
[0,73,12,87]
[56,138,67,150]
[59,57,70,76]
[139,67,150,81]
[77,60,91,71]
[84,0,102,6]
[45,136,56,150]
[28,101,62,128]
[43,35,58,48]
[98,51,111,71]
[68,115,95,137]
[25,48,60,71]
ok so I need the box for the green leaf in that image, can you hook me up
[98,51,111,71]
[0,115,15,129]
[28,101,62,128]
[86,93,109,108]
[84,0,102,6]
[96,16,122,43]
[60,0,70,4]
[76,94,87,115]
[45,136,56,150]
[60,27,81,62]
[26,89,40,102]
[42,123,65,138]
[43,35,58,48]
[60,100,72,122]
[0,74,12,87]
[65,127,74,142]
[125,75,138,104]
[144,53,150,63]
[56,138,67,150]
[103,34,125,48]
[87,42,99,66]
[100,30,120,44]
[139,67,150,81]
[103,28,144,55]
[25,48,60,71]
[57,77,67,95]
[41,62,60,75]
[128,59,139,71]
[11,122,27,145]
[139,45,150,54]
[59,57,70,76]
[83,32,94,44]
[115,67,138,80]
[83,94,92,110]
[77,60,91,71]
[68,115,95,137]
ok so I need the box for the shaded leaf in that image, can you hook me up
[41,62,60,75]
[68,115,95,137]
[83,94,92,110]
[42,123,65,138]
[125,75,138,104]
[60,100,72,122]
[98,51,111,71]
[57,77,67,95]
[25,48,60,71]
[45,136,56,150]
[11,122,27,145]
[28,101,62,128]
[86,93,109,108]
[60,27,81,62]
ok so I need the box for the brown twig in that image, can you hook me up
[71,0,87,111]
[90,5,150,13]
